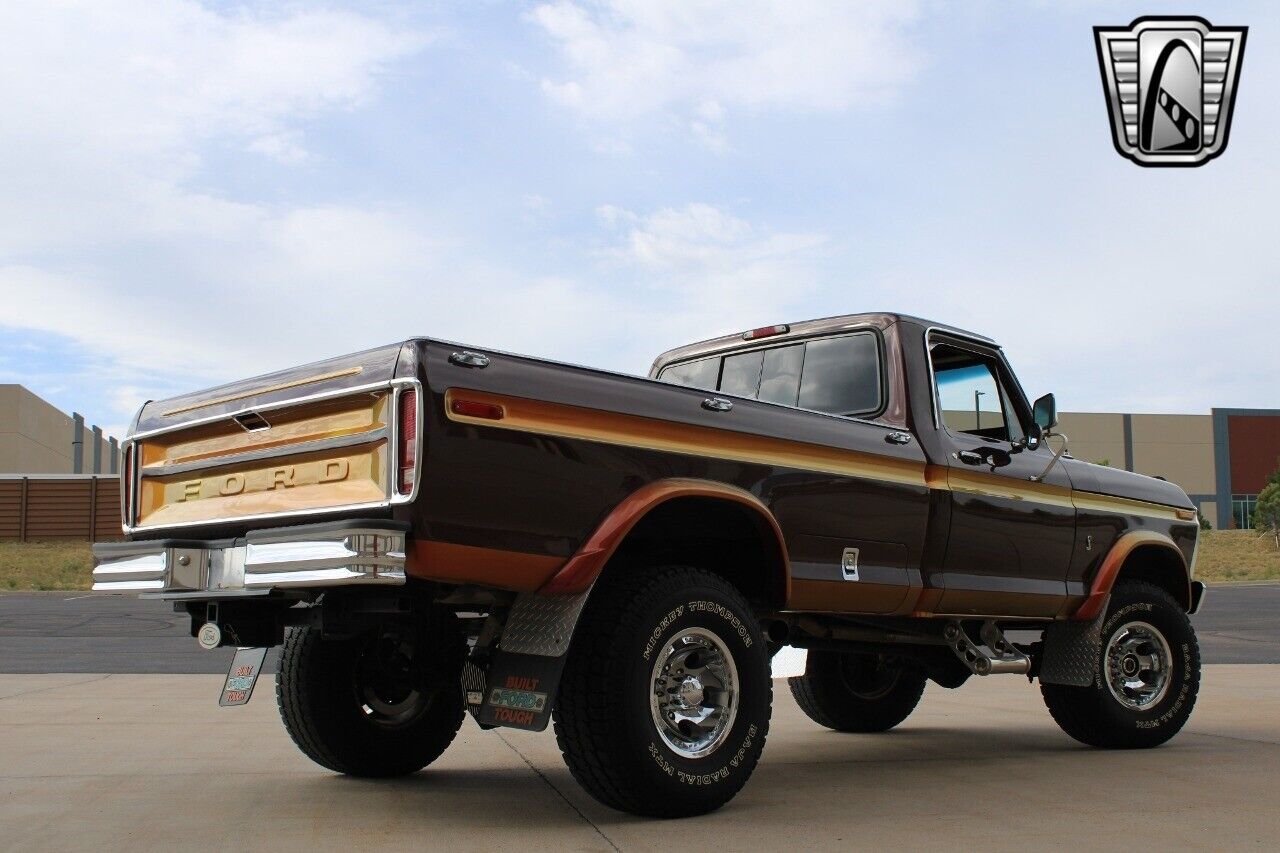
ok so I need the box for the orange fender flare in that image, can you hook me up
[1073,530,1189,621]
[538,478,791,601]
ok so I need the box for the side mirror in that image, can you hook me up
[1033,393,1058,434]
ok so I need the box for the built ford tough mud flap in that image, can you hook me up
[92,315,1207,817]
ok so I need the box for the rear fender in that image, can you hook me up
[466,478,790,732]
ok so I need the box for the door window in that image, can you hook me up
[931,344,1024,443]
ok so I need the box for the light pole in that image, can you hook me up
[974,389,985,431]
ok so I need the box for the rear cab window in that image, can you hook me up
[658,331,883,418]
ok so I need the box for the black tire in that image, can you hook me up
[276,612,466,777]
[789,651,927,732]
[1041,580,1200,749]
[554,566,771,818]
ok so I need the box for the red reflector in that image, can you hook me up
[742,324,790,340]
[397,389,418,495]
[450,399,505,420]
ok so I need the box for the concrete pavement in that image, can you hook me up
[2,666,1277,851]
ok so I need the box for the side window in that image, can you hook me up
[758,344,803,406]
[659,332,883,417]
[797,333,881,415]
[720,351,764,398]
[659,356,719,390]
[931,343,1024,443]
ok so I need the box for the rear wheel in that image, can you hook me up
[554,566,772,818]
[1041,580,1200,749]
[789,651,927,732]
[276,612,466,777]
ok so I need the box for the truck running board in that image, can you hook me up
[944,621,1031,676]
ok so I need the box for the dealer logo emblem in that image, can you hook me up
[1094,17,1247,166]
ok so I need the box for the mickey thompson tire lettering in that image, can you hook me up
[1040,580,1200,749]
[554,565,771,818]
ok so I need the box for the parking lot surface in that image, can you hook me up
[2,666,1278,851]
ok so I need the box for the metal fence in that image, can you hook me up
[0,475,122,540]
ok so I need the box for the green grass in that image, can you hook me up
[0,540,95,591]
[2,529,1278,592]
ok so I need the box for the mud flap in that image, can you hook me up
[473,652,567,731]
[463,590,590,732]
[1039,603,1107,687]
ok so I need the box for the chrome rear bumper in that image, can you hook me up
[92,520,407,597]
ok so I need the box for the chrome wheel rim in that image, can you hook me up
[1104,620,1173,711]
[649,627,739,759]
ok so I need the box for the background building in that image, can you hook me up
[1060,409,1280,530]
[0,385,118,475]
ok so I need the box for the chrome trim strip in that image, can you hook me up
[123,498,397,534]
[93,527,407,593]
[139,427,389,478]
[129,380,396,442]
[162,367,364,416]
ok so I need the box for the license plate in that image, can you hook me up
[219,647,268,707]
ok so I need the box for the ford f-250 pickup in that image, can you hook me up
[91,312,1205,817]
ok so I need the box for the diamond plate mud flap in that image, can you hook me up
[467,591,590,732]
[1040,604,1107,687]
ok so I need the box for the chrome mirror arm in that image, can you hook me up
[1030,432,1069,482]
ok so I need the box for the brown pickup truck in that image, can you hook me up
[92,312,1205,817]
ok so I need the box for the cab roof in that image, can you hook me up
[649,312,995,377]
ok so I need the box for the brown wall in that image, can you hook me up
[1229,415,1280,493]
[0,476,122,540]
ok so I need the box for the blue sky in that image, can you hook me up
[1,0,1276,438]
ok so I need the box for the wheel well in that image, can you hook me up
[607,496,787,609]
[1117,544,1191,610]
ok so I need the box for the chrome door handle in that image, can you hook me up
[955,449,984,465]
[701,397,733,412]
[885,431,912,445]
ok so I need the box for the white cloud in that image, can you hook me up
[594,202,826,351]
[530,0,922,143]
[0,1,431,421]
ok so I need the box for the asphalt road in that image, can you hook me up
[1,583,1277,673]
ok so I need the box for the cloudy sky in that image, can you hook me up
[0,0,1275,437]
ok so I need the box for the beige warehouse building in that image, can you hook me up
[0,385,118,475]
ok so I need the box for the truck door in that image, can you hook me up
[926,336,1075,617]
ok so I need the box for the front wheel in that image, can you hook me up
[276,611,466,777]
[554,566,772,818]
[1041,580,1200,749]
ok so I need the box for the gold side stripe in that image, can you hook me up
[445,389,1192,521]
[1072,491,1184,522]
[445,389,928,487]
[162,368,364,416]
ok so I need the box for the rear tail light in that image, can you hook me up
[121,445,134,526]
[397,389,418,495]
